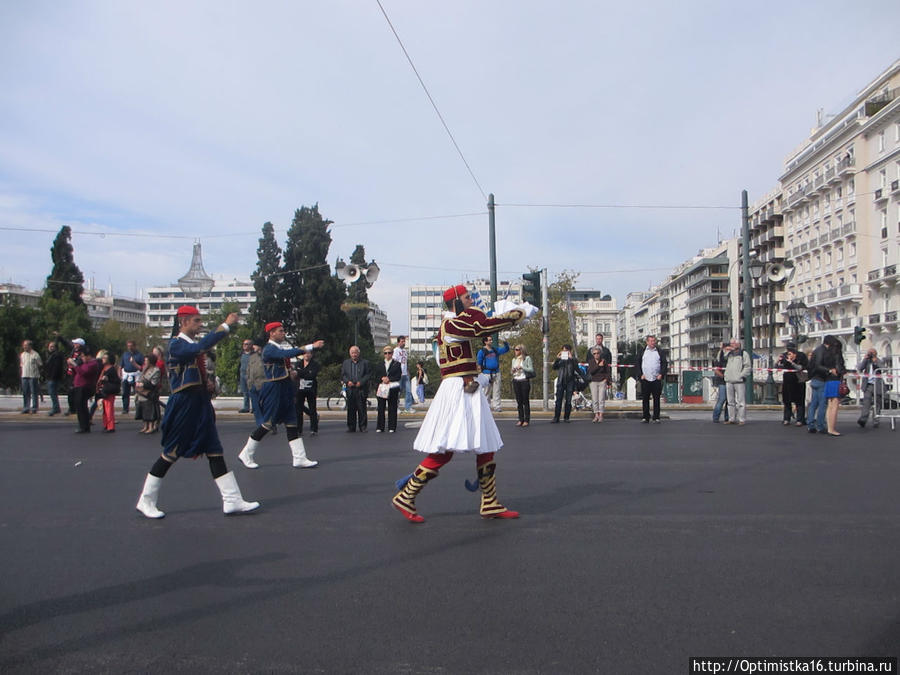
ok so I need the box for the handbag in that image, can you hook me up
[376,382,391,399]
[838,380,850,397]
[797,370,809,383]
[524,368,536,380]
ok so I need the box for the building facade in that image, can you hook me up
[772,59,900,366]
[83,288,146,331]
[566,290,619,367]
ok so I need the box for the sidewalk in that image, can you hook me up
[0,394,785,421]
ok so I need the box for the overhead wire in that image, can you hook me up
[374,0,487,203]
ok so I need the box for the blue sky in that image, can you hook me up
[2,1,899,333]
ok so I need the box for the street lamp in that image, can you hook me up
[786,300,808,344]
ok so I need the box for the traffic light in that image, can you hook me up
[853,326,866,345]
[522,271,541,306]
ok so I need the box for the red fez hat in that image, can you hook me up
[442,284,468,303]
[176,305,200,317]
[265,321,283,333]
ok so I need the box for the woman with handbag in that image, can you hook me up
[374,345,402,433]
[821,335,846,437]
[96,351,120,433]
[135,357,161,434]
[510,344,534,427]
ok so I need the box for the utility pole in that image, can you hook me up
[488,193,497,309]
[542,267,550,411]
[741,189,754,404]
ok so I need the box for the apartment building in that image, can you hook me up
[566,290,618,366]
[775,59,900,365]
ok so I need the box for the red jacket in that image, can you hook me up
[73,358,101,389]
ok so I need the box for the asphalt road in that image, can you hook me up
[0,414,897,674]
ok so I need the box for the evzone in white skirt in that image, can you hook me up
[413,376,502,455]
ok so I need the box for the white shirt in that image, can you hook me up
[392,346,409,377]
[642,348,661,380]
[20,350,42,379]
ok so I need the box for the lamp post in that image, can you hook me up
[786,300,808,343]
[748,258,765,403]
[764,279,777,404]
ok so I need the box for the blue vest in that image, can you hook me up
[262,342,304,382]
[167,327,230,393]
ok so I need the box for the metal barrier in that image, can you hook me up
[872,368,899,430]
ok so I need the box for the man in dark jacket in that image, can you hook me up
[43,339,67,416]
[341,345,371,432]
[776,342,808,426]
[635,335,669,423]
[551,344,578,423]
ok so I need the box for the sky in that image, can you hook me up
[2,1,899,334]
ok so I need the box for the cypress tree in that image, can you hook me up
[345,244,375,356]
[45,226,85,304]
[280,205,349,365]
[249,221,283,334]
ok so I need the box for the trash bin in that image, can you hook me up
[663,374,679,403]
[681,370,704,403]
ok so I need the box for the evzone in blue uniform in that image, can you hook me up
[136,306,260,519]
[238,321,323,470]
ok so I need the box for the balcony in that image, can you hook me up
[869,314,880,325]
[891,179,900,195]
[867,265,898,286]
[818,288,838,300]
[885,311,898,324]
[874,188,888,204]
[841,221,856,236]
[868,269,882,282]
[837,155,855,176]
[825,166,837,183]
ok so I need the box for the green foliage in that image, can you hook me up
[249,221,283,333]
[45,226,85,305]
[36,295,95,348]
[279,205,350,365]
[498,270,579,400]
[205,302,247,395]
[0,298,42,388]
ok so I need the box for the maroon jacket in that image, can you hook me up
[73,358,101,389]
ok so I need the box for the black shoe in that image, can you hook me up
[75,429,90,434]
[550,419,559,424]
[857,420,866,428]
[238,408,250,413]
[104,429,115,433]
[563,418,570,423]
[641,419,649,424]
[807,428,817,434]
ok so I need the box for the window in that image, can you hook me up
[878,130,885,152]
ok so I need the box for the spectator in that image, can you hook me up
[723,338,751,425]
[552,343,577,423]
[96,351,120,433]
[341,345,371,432]
[711,343,729,423]
[477,335,509,412]
[238,338,254,413]
[119,340,144,415]
[636,335,668,424]
[43,338,66,416]
[806,336,844,435]
[294,349,321,436]
[776,343,808,427]
[245,341,266,428]
[587,345,611,423]
[821,335,846,437]
[374,345,402,433]
[135,356,162,434]
[392,335,414,413]
[19,340,42,414]
[856,348,883,429]
[510,344,534,427]
[70,346,101,433]
[412,361,429,405]
[64,337,86,416]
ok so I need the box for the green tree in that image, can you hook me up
[500,270,580,401]
[279,205,349,366]
[36,295,94,349]
[343,244,375,357]
[206,302,248,395]
[249,221,283,335]
[0,298,41,388]
[45,226,85,305]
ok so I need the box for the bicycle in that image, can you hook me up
[326,385,372,411]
